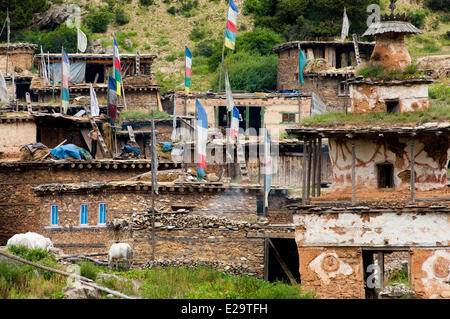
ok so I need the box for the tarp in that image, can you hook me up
[49,61,86,84]
[50,144,92,160]
[159,142,173,152]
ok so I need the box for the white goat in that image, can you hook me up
[7,232,53,252]
[108,243,132,271]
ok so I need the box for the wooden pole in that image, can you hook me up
[218,18,228,93]
[268,239,297,284]
[377,251,384,288]
[297,43,302,122]
[302,138,307,205]
[42,139,68,160]
[5,9,9,76]
[312,138,317,197]
[150,111,156,261]
[410,136,415,203]
[317,137,322,196]
[351,138,356,204]
[307,139,312,200]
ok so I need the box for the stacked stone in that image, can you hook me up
[131,210,270,231]
[142,257,255,276]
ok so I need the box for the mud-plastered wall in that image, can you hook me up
[328,136,449,191]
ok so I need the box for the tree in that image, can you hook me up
[0,0,49,35]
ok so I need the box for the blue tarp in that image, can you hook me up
[160,142,173,152]
[50,144,91,160]
[120,144,140,157]
[49,62,86,84]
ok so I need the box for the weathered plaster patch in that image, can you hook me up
[308,252,353,284]
[294,212,450,247]
[421,250,450,299]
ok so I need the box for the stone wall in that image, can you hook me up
[410,248,450,299]
[0,119,36,159]
[168,94,311,137]
[350,82,430,114]
[0,45,36,75]
[0,162,152,244]
[36,189,294,278]
[328,135,449,191]
[297,247,365,299]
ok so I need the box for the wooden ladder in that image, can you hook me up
[352,34,362,66]
[127,125,136,143]
[84,106,112,158]
[236,138,250,183]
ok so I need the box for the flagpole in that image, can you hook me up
[60,46,63,114]
[6,9,10,76]
[297,43,302,122]
[225,64,232,179]
[150,109,156,261]
[218,7,229,93]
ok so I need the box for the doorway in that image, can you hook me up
[264,238,300,284]
[85,63,105,83]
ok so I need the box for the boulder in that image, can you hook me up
[63,281,99,299]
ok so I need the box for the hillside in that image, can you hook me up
[1,0,448,93]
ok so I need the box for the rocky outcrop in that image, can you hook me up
[33,5,73,30]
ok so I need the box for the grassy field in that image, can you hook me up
[0,247,314,299]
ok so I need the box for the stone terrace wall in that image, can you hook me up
[36,189,294,277]
[0,162,153,244]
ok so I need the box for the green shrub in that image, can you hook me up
[194,39,215,57]
[425,0,449,12]
[85,6,114,33]
[80,261,99,281]
[0,0,49,32]
[8,245,48,262]
[189,26,206,42]
[211,51,278,92]
[167,6,176,15]
[429,83,450,101]
[356,64,387,79]
[409,9,426,28]
[115,8,131,26]
[139,0,155,6]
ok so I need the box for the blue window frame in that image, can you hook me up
[98,203,106,224]
[80,204,88,225]
[51,205,58,226]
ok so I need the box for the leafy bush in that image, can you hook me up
[357,63,423,81]
[189,26,206,42]
[167,6,177,15]
[139,0,155,6]
[85,6,114,33]
[425,0,449,12]
[8,245,48,262]
[429,83,450,101]
[243,0,379,41]
[409,9,426,28]
[194,39,215,57]
[211,51,278,92]
[80,261,99,281]
[115,8,131,26]
[0,0,49,33]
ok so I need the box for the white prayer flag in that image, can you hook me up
[90,84,99,117]
[171,95,177,142]
[341,8,349,42]
[225,70,235,113]
[0,70,8,103]
[77,28,88,53]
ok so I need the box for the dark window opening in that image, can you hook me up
[265,238,300,284]
[16,83,38,102]
[85,64,105,84]
[217,105,261,136]
[377,163,394,188]
[386,100,399,113]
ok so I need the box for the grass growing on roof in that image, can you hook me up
[118,109,172,121]
[300,100,450,127]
